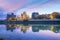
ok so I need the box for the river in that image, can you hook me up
[0,24,60,40]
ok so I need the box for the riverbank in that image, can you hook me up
[0,19,60,24]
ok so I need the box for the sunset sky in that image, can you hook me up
[0,0,60,19]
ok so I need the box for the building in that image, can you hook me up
[32,12,39,19]
[49,13,55,19]
[17,14,23,20]
[22,12,27,20]
[7,13,16,21]
[52,12,60,19]
[49,12,60,19]
[17,12,30,20]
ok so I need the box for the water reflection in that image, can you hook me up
[32,25,60,33]
[16,24,30,33]
[5,24,60,33]
[0,24,60,40]
[6,24,16,32]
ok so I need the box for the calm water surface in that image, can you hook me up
[0,24,60,40]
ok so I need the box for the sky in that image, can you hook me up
[0,0,60,19]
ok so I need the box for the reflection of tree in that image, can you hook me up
[50,25,60,33]
[17,24,30,33]
[55,26,60,33]
[6,24,16,32]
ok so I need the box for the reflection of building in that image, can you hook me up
[17,12,30,20]
[32,26,39,32]
[17,25,30,33]
[5,24,60,33]
[32,25,50,32]
[50,25,60,33]
[32,12,39,19]
[21,26,27,33]
[32,25,60,33]
[6,24,16,32]
[7,13,16,21]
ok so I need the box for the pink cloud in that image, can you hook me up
[0,0,29,11]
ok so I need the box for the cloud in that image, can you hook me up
[0,0,60,14]
[25,0,60,10]
[16,0,60,17]
[0,0,52,11]
[0,0,29,11]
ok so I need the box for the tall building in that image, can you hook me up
[17,12,30,20]
[49,13,55,19]
[7,13,16,21]
[32,12,39,19]
[22,12,27,20]
[51,12,60,19]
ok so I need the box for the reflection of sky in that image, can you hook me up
[0,0,60,18]
[0,25,60,40]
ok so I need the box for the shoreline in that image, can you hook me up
[0,19,60,24]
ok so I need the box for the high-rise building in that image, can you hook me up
[17,12,30,20]
[49,13,55,19]
[32,12,39,19]
[7,13,16,21]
